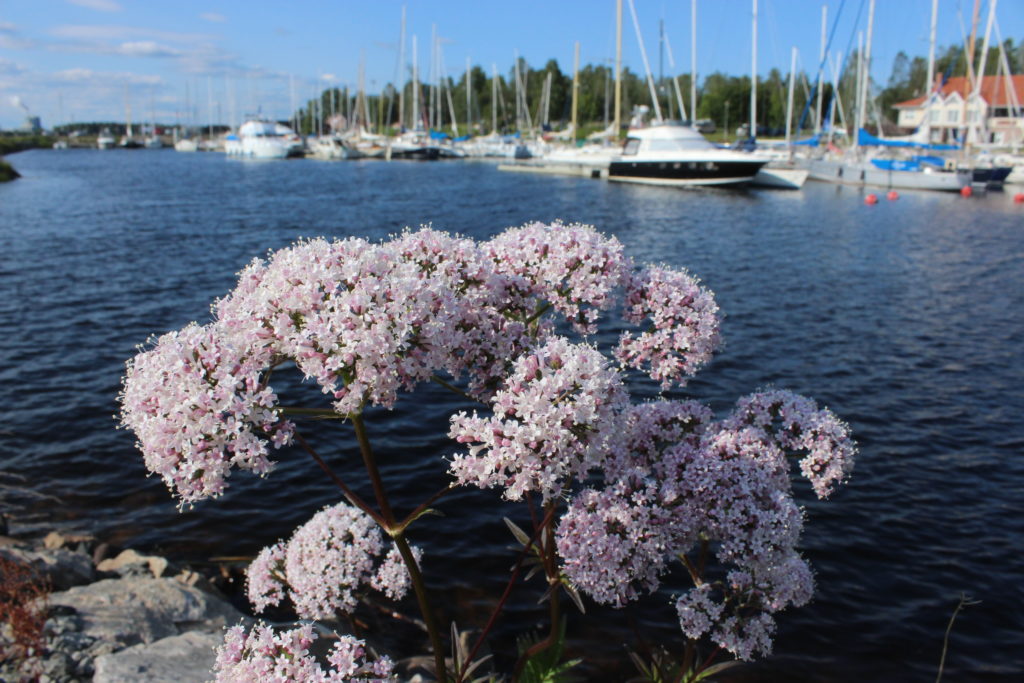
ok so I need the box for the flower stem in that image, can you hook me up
[457,504,558,683]
[430,375,484,404]
[350,413,396,525]
[393,532,447,682]
[350,413,447,681]
[290,429,385,528]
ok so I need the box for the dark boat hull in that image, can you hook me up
[608,159,767,186]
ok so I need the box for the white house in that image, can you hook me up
[894,75,1024,145]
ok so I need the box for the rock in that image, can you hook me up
[96,549,170,579]
[93,631,223,683]
[0,545,95,590]
[44,531,95,551]
[47,576,247,647]
[92,542,111,566]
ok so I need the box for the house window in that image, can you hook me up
[930,110,939,123]
[947,110,958,123]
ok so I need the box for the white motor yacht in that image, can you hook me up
[96,130,116,149]
[225,119,303,159]
[608,123,769,187]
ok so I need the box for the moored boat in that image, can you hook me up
[608,123,769,187]
[225,119,303,159]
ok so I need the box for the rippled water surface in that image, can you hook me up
[2,149,1022,680]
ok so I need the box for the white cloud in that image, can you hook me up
[200,12,227,23]
[52,67,162,86]
[51,25,214,43]
[67,0,123,12]
[118,41,181,58]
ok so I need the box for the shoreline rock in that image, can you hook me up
[0,532,247,683]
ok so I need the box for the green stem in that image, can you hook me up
[290,429,385,528]
[280,406,349,419]
[349,413,447,681]
[512,501,562,679]
[350,413,396,524]
[396,485,456,534]
[430,375,484,404]
[525,301,553,326]
[393,532,447,682]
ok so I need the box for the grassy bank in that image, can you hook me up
[0,135,54,182]
[0,158,20,182]
[0,135,54,155]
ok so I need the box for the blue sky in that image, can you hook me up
[1,0,1021,130]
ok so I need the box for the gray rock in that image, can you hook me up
[96,549,169,579]
[47,577,246,647]
[0,546,95,590]
[93,631,223,683]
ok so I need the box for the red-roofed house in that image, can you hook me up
[893,75,1024,145]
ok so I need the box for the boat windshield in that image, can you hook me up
[645,137,716,152]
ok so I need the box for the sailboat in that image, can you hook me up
[740,1,808,189]
[799,0,971,191]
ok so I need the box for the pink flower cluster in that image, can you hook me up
[616,266,721,389]
[556,390,855,660]
[120,223,724,505]
[213,621,395,682]
[246,502,419,620]
[485,221,630,334]
[118,322,293,505]
[449,337,628,500]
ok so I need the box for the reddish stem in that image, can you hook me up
[456,504,558,683]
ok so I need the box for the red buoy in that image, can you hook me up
[887,190,899,201]
[1014,193,1024,204]
[864,193,879,205]
[960,186,973,198]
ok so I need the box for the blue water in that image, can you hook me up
[1,149,1022,681]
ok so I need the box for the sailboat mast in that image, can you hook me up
[816,4,826,134]
[466,56,472,135]
[858,0,875,136]
[491,63,498,134]
[412,35,419,130]
[854,31,863,148]
[926,0,938,95]
[750,0,757,140]
[786,46,797,146]
[614,0,622,136]
[572,40,580,143]
[691,0,697,125]
[627,0,663,122]
[399,5,406,130]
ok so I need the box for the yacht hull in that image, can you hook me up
[608,160,766,186]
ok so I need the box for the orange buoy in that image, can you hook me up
[887,190,899,201]
[864,193,879,205]
[960,186,973,198]
[1014,193,1024,204]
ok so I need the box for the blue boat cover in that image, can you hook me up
[870,158,921,172]
[857,128,959,151]
[793,134,821,146]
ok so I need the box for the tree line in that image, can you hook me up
[51,38,1023,140]
[291,37,1022,138]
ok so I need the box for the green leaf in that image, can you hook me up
[504,517,533,548]
[692,660,743,681]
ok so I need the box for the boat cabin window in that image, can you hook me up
[623,138,641,155]
[646,138,715,152]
